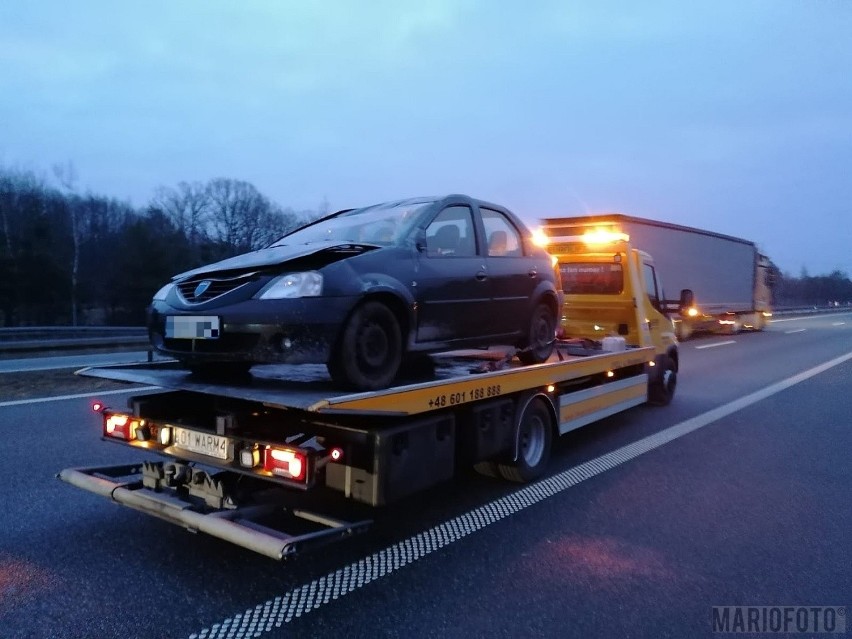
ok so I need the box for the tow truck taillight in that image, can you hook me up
[263,447,306,481]
[104,413,137,440]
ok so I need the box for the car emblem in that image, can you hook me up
[193,280,212,298]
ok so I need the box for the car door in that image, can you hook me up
[414,204,489,343]
[479,206,537,337]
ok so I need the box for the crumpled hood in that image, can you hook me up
[173,241,367,280]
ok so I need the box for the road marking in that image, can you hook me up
[695,340,735,350]
[832,322,846,326]
[187,349,852,639]
[771,311,852,323]
[0,386,160,408]
[785,329,806,334]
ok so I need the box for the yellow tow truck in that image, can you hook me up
[59,227,686,560]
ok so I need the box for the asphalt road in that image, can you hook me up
[1,312,850,639]
[0,351,167,373]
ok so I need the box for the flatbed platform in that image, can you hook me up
[77,344,654,416]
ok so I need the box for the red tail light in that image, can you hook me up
[104,413,136,440]
[263,447,306,481]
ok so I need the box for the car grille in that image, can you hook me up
[176,272,259,304]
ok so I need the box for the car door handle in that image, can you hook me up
[476,270,488,281]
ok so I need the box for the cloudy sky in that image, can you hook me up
[1,1,850,275]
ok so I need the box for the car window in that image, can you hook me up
[271,200,433,246]
[644,262,660,306]
[480,207,523,257]
[425,206,476,257]
[560,262,624,294]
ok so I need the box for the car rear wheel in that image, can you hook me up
[328,301,403,391]
[517,302,556,364]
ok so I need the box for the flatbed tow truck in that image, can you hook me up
[59,227,683,560]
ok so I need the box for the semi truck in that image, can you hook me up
[540,214,774,340]
[59,230,684,560]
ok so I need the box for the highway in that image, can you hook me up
[0,351,166,373]
[0,312,850,639]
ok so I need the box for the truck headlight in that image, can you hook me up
[152,283,175,301]
[257,272,323,299]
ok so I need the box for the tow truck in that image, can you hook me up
[59,227,685,560]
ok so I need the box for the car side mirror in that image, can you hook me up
[679,288,694,310]
[415,230,428,253]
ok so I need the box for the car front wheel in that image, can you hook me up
[328,301,403,391]
[517,302,556,364]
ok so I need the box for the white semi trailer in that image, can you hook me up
[540,214,774,340]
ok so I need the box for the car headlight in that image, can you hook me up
[256,272,323,299]
[152,283,175,301]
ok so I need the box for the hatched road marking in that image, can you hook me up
[187,350,852,639]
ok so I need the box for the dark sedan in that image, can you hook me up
[148,194,561,390]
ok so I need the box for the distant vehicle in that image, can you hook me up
[540,214,774,340]
[148,194,561,390]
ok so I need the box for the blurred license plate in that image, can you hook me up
[173,428,230,460]
[165,316,220,339]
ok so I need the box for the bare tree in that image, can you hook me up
[205,178,275,254]
[52,160,81,325]
[152,181,210,247]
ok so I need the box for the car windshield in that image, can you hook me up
[559,262,624,294]
[271,200,434,246]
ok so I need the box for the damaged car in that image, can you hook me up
[148,194,561,390]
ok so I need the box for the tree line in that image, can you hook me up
[0,164,322,326]
[773,269,852,308]
[0,163,849,327]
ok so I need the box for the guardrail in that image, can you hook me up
[0,326,149,353]
[1,307,849,355]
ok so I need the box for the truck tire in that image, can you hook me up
[675,321,692,341]
[497,397,553,482]
[517,302,556,364]
[726,318,742,335]
[328,301,403,391]
[648,355,677,406]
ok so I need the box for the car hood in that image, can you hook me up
[173,241,374,280]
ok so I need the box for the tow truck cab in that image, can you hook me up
[540,220,683,403]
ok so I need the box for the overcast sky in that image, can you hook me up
[1,1,850,275]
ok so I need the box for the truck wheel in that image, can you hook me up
[328,301,403,391]
[726,318,742,335]
[517,302,556,364]
[498,397,553,482]
[648,355,676,406]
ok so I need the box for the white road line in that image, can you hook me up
[832,322,846,326]
[0,386,160,408]
[771,311,852,323]
[785,329,807,334]
[187,349,852,639]
[695,340,736,350]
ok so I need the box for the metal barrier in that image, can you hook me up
[0,326,149,354]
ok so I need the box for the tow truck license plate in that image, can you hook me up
[165,316,220,339]
[173,428,229,460]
